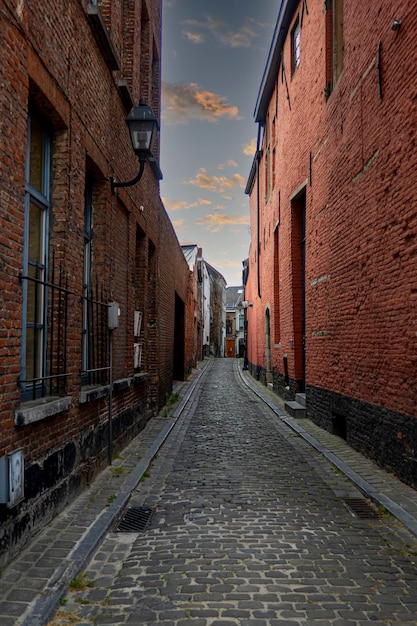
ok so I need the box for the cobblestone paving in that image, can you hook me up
[49,359,417,625]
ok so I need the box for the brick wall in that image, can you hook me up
[0,0,191,567]
[245,0,417,484]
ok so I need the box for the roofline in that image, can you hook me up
[245,150,263,195]
[254,0,298,124]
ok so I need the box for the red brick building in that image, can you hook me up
[245,1,417,485]
[0,0,192,565]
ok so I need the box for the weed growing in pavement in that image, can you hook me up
[48,610,83,624]
[75,597,93,605]
[111,466,125,477]
[162,391,180,416]
[69,572,94,591]
[377,504,392,519]
[106,494,116,506]
[59,597,68,606]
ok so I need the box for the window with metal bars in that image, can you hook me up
[20,112,72,400]
[81,176,110,387]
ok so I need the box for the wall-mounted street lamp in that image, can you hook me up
[242,300,253,309]
[111,99,159,195]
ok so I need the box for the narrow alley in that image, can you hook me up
[38,358,417,625]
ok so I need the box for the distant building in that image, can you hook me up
[181,244,201,372]
[206,263,227,357]
[245,0,417,486]
[197,249,211,358]
[225,287,245,358]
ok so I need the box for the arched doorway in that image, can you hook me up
[265,308,272,384]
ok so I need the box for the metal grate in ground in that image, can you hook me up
[343,498,380,520]
[115,507,155,532]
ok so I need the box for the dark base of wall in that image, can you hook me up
[0,401,148,568]
[307,384,417,489]
[248,361,297,401]
[247,361,417,490]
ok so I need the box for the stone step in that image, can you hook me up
[295,393,306,407]
[285,400,306,418]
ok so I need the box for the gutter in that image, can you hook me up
[254,0,298,124]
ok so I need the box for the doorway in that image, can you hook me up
[265,308,272,384]
[291,188,306,392]
[225,338,235,358]
[173,293,185,380]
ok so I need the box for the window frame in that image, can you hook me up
[81,175,93,384]
[291,17,301,75]
[21,113,51,400]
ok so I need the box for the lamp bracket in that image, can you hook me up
[111,159,145,195]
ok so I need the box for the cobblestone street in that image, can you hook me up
[46,359,417,625]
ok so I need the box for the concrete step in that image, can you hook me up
[295,393,306,407]
[285,400,306,418]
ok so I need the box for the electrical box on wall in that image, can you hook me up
[108,301,120,330]
[0,449,24,508]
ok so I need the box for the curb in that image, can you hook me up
[238,362,417,540]
[21,361,211,626]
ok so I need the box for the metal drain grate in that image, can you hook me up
[116,507,154,532]
[343,498,379,520]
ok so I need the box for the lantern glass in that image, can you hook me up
[126,100,158,159]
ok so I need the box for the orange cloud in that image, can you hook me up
[171,218,185,232]
[196,212,249,233]
[243,139,257,156]
[163,197,212,211]
[217,159,238,170]
[162,82,240,125]
[187,168,246,193]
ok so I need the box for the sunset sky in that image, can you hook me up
[160,0,279,286]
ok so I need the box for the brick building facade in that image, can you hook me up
[245,1,417,485]
[0,0,192,566]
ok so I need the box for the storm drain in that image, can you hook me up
[343,498,379,520]
[116,507,155,532]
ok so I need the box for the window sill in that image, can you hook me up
[113,377,131,392]
[15,396,72,427]
[117,78,134,112]
[133,372,149,385]
[79,384,110,404]
[87,3,120,71]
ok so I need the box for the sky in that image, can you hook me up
[160,0,279,286]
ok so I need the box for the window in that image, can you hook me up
[238,312,244,332]
[292,18,301,74]
[264,111,271,201]
[21,114,51,398]
[81,176,93,382]
[81,174,109,387]
[325,0,343,95]
[21,112,71,401]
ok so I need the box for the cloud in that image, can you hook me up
[163,197,211,211]
[187,168,246,193]
[162,82,240,125]
[171,218,185,232]
[217,159,238,170]
[182,15,259,49]
[196,212,249,233]
[242,138,257,156]
[183,30,205,44]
